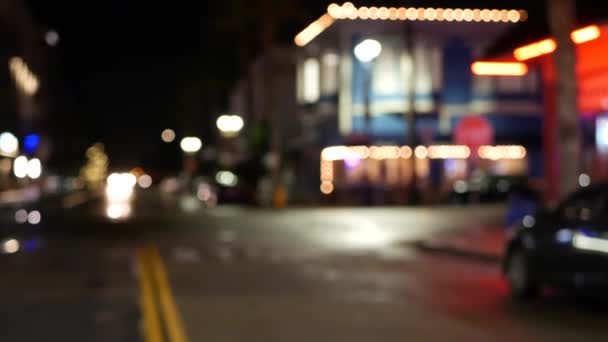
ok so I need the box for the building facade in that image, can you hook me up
[0,0,48,189]
[293,3,543,203]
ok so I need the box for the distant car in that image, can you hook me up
[503,183,608,298]
[443,175,527,204]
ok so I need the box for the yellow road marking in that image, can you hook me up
[149,247,190,342]
[136,248,163,342]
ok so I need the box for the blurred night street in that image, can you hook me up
[4,0,608,340]
[2,191,608,341]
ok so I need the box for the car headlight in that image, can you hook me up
[573,232,608,254]
[555,229,574,244]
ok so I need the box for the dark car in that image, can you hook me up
[503,183,608,298]
[443,175,528,204]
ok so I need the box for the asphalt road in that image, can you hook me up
[1,189,608,341]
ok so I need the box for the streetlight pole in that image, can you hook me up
[354,39,382,138]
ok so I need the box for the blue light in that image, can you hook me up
[555,229,574,243]
[24,134,40,154]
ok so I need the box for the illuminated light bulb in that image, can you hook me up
[436,8,445,21]
[406,8,417,20]
[397,8,407,20]
[13,156,28,179]
[138,174,153,189]
[453,8,463,21]
[514,39,556,61]
[425,8,436,21]
[320,181,334,195]
[180,137,202,153]
[473,9,482,22]
[500,10,510,22]
[0,132,18,156]
[378,7,389,20]
[415,146,428,159]
[342,2,357,19]
[369,7,379,20]
[471,61,528,76]
[462,147,471,159]
[571,25,601,44]
[358,7,369,19]
[400,146,413,159]
[519,146,527,158]
[579,174,591,187]
[2,239,19,254]
[321,171,333,182]
[463,9,474,22]
[45,30,60,46]
[481,9,491,22]
[27,158,42,179]
[478,146,488,159]
[369,146,382,160]
[327,3,343,18]
[417,8,426,20]
[507,10,520,22]
[490,9,501,22]
[354,39,382,63]
[444,9,454,21]
[27,210,41,225]
[388,7,398,20]
[161,129,176,143]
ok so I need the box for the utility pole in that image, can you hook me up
[547,0,579,200]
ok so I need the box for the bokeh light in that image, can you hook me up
[27,210,41,225]
[27,158,42,179]
[161,129,176,143]
[138,174,153,189]
[15,209,28,224]
[13,156,28,178]
[1,238,20,254]
[180,137,202,153]
[0,132,19,156]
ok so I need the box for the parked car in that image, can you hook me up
[443,175,528,204]
[503,183,608,298]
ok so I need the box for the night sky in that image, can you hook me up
[22,0,604,171]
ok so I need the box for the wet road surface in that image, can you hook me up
[1,189,608,341]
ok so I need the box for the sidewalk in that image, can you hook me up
[415,226,506,263]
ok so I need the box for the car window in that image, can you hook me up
[557,189,607,222]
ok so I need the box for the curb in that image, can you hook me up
[414,240,502,264]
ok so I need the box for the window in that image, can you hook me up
[558,189,606,222]
[298,58,320,104]
[321,52,339,96]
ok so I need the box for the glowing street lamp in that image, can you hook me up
[161,129,176,143]
[180,137,202,154]
[216,115,244,137]
[354,39,382,63]
[0,132,19,157]
[354,39,382,133]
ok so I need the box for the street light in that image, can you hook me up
[45,30,60,47]
[0,132,18,157]
[161,129,176,143]
[216,114,244,137]
[354,39,382,63]
[13,156,28,179]
[180,137,202,154]
[354,39,382,135]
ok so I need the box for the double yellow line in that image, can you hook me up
[137,246,189,342]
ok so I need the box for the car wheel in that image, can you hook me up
[506,249,538,299]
